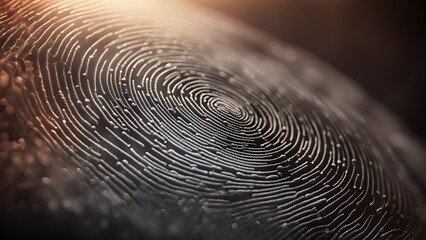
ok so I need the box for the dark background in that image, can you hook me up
[192,0,425,141]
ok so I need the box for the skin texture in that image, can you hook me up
[1,0,426,239]
[192,0,426,141]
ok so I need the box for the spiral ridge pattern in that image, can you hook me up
[1,0,425,239]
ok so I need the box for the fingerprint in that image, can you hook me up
[1,0,425,239]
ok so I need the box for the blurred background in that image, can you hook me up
[190,0,425,140]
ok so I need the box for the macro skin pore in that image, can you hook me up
[0,0,426,239]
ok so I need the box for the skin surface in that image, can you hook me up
[193,0,426,140]
[1,0,426,239]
